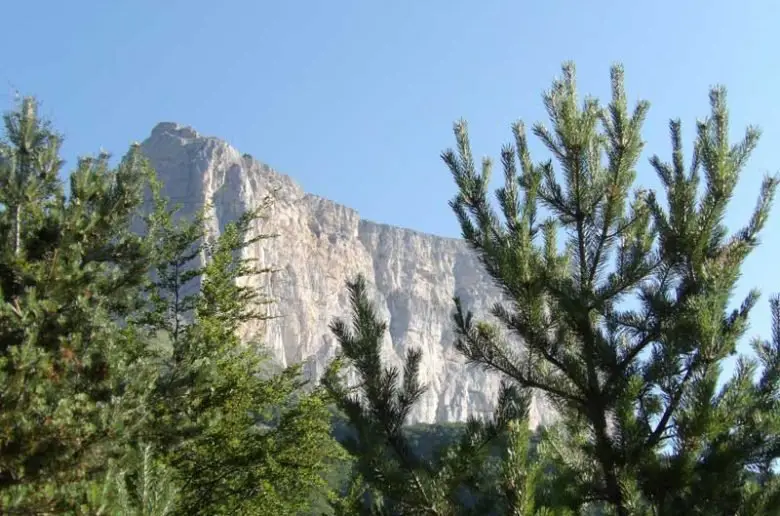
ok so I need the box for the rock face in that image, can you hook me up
[139,122,553,427]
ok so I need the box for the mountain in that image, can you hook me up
[139,122,554,427]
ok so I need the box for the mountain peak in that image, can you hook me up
[150,121,201,140]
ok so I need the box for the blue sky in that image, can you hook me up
[3,0,780,350]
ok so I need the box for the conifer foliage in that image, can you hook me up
[0,97,342,515]
[140,199,343,515]
[443,62,780,515]
[0,97,156,512]
[323,275,556,515]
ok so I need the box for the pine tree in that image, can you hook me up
[0,97,345,514]
[323,275,562,515]
[0,97,160,512]
[0,97,62,257]
[442,62,780,515]
[139,198,344,515]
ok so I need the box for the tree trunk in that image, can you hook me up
[13,204,20,257]
[593,409,627,516]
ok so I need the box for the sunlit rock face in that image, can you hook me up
[139,122,554,427]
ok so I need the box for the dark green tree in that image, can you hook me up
[442,62,780,515]
[0,97,345,515]
[0,97,159,512]
[323,276,564,515]
[139,197,345,515]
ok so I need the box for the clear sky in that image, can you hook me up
[3,0,780,351]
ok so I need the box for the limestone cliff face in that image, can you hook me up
[139,122,553,427]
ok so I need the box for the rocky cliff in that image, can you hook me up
[139,122,553,427]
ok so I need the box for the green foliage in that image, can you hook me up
[403,423,468,463]
[0,97,158,512]
[323,275,556,515]
[0,97,344,515]
[86,443,178,515]
[442,62,780,515]
[139,194,345,515]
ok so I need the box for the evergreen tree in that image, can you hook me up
[0,97,159,512]
[139,198,344,515]
[323,276,563,515]
[0,97,344,514]
[442,62,780,515]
